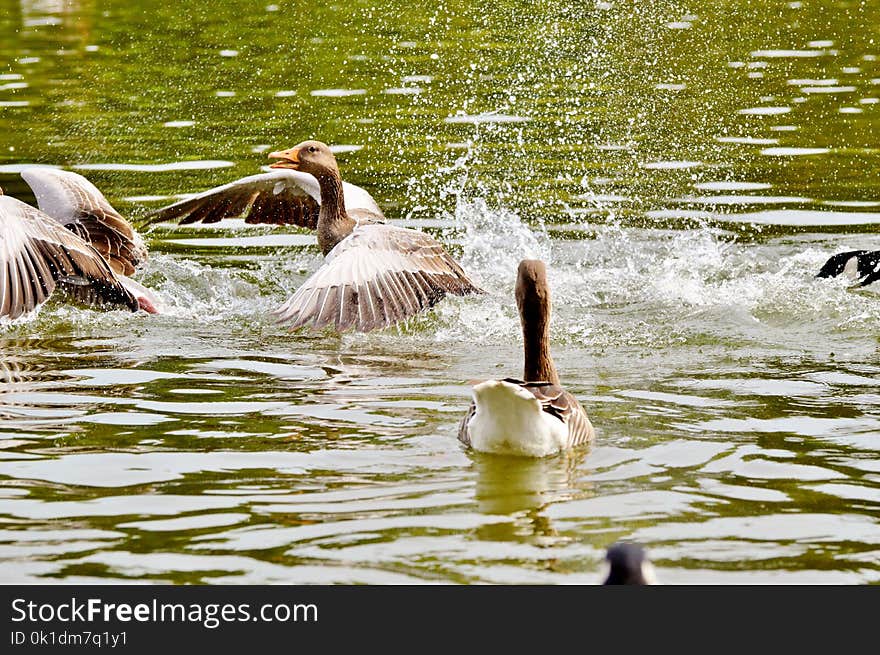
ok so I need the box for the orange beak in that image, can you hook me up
[268,147,301,169]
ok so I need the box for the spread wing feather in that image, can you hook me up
[0,196,138,319]
[274,223,481,332]
[21,168,147,276]
[145,169,383,229]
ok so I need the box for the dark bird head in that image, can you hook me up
[268,140,339,178]
[603,542,656,585]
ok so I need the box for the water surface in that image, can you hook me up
[1,0,879,584]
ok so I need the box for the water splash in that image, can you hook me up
[456,198,552,288]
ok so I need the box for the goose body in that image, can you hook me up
[267,142,481,332]
[463,379,569,457]
[0,169,160,319]
[458,260,594,456]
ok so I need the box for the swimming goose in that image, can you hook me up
[817,250,880,287]
[0,169,159,319]
[458,259,594,457]
[603,542,656,585]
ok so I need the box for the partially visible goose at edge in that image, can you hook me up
[602,542,656,585]
[458,259,594,457]
[153,140,482,332]
[0,168,160,320]
[817,249,880,287]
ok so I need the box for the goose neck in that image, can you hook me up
[315,170,352,255]
[521,306,560,385]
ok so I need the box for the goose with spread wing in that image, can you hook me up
[817,249,880,287]
[0,169,160,320]
[270,141,482,331]
[458,259,594,457]
[152,140,481,332]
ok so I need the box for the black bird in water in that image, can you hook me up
[603,542,656,585]
[817,250,880,287]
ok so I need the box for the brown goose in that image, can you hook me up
[458,259,594,457]
[269,141,481,331]
[154,140,480,332]
[0,169,160,319]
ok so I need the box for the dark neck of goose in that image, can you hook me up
[520,300,560,385]
[315,169,355,256]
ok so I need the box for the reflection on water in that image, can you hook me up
[472,452,585,517]
[1,0,880,583]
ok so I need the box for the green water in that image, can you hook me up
[1,0,879,583]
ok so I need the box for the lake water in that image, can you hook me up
[1,0,879,584]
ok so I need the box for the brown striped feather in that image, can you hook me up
[21,168,147,276]
[0,196,139,319]
[274,223,482,333]
[146,169,383,229]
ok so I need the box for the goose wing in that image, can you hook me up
[274,223,482,332]
[458,403,478,446]
[0,196,138,319]
[817,249,880,287]
[21,168,147,276]
[145,169,384,229]
[520,380,595,448]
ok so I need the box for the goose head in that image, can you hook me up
[515,259,551,324]
[268,140,339,178]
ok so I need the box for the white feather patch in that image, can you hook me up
[466,379,568,457]
[21,168,110,226]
